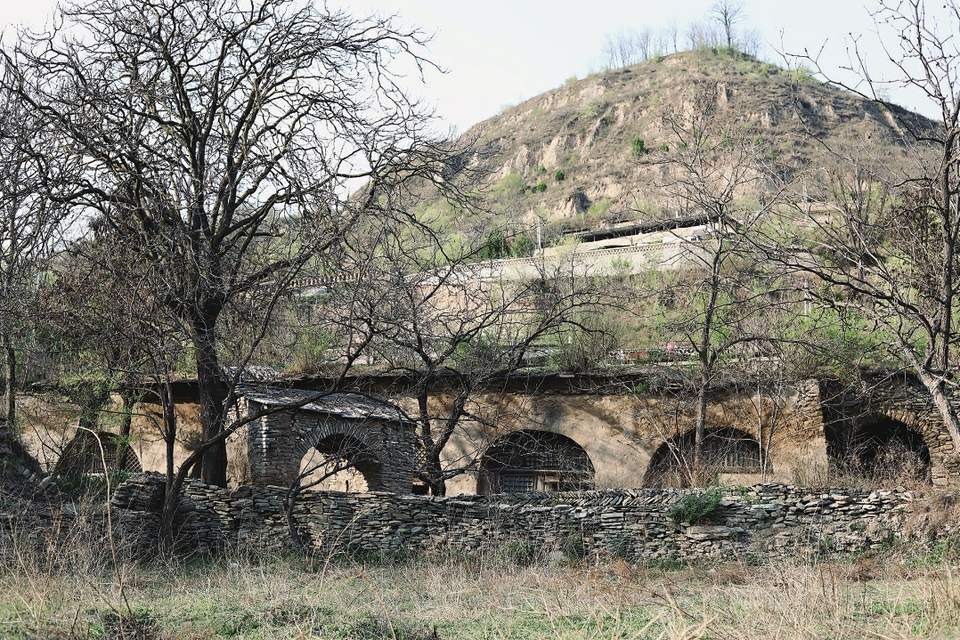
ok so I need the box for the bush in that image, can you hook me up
[631,136,648,157]
[554,169,565,181]
[479,226,510,260]
[535,181,547,193]
[561,527,586,562]
[511,233,535,257]
[658,142,669,152]
[668,486,725,525]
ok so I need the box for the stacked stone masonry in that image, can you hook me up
[111,473,914,560]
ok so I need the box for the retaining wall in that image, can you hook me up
[111,473,915,561]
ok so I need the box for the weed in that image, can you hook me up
[668,486,725,525]
[561,526,586,563]
[498,539,538,566]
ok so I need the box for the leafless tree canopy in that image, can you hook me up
[759,0,960,458]
[709,0,745,50]
[1,0,452,486]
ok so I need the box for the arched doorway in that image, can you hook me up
[644,427,763,488]
[825,415,931,485]
[53,430,141,477]
[298,434,381,493]
[478,430,595,494]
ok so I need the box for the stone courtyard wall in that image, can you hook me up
[112,473,915,561]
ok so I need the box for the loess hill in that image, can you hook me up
[420,48,932,246]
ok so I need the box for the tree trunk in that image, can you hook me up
[919,372,960,463]
[1,332,14,425]
[161,380,177,487]
[117,387,136,470]
[693,374,709,475]
[193,317,228,487]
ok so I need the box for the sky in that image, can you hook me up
[0,0,946,132]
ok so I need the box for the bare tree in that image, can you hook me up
[710,0,745,50]
[314,214,614,495]
[759,0,960,459]
[0,79,63,429]
[2,0,450,487]
[685,21,722,51]
[665,20,680,54]
[642,84,781,475]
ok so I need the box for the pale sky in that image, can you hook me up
[0,0,946,131]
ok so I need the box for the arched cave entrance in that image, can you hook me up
[478,430,595,494]
[298,433,381,493]
[643,427,764,488]
[53,430,142,478]
[825,415,931,485]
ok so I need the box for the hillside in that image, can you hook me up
[420,48,931,246]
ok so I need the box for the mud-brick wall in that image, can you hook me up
[112,474,914,560]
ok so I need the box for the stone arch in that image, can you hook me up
[477,430,595,494]
[240,390,415,493]
[824,412,932,485]
[643,427,764,488]
[298,433,381,493]
[53,430,142,477]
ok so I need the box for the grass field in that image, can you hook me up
[3,531,960,640]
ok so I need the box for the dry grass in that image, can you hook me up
[1,523,960,639]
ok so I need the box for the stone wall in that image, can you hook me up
[112,473,914,561]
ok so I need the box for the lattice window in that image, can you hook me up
[480,431,595,494]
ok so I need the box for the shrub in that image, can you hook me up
[511,233,535,257]
[537,164,547,174]
[535,181,547,193]
[658,142,669,152]
[554,169,565,182]
[631,136,648,157]
[668,486,725,524]
[495,173,527,195]
[479,226,510,260]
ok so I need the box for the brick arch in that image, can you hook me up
[299,432,382,492]
[290,417,390,473]
[851,377,957,483]
[477,430,595,494]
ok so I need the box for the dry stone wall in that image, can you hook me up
[112,473,914,561]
